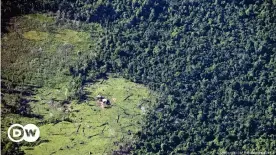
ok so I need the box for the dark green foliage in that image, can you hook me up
[96,0,276,154]
[2,0,276,154]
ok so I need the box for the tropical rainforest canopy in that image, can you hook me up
[1,0,276,154]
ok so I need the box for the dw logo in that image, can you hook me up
[8,124,40,142]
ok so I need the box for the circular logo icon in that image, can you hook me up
[8,124,24,142]
[23,124,40,142]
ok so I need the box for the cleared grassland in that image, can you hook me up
[1,14,156,154]
[1,13,102,86]
[5,78,156,154]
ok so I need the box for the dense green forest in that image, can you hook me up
[2,0,276,154]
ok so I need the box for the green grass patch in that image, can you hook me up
[1,13,102,86]
[54,29,92,51]
[16,77,156,154]
[23,31,49,40]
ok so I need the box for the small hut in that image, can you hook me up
[96,95,111,108]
